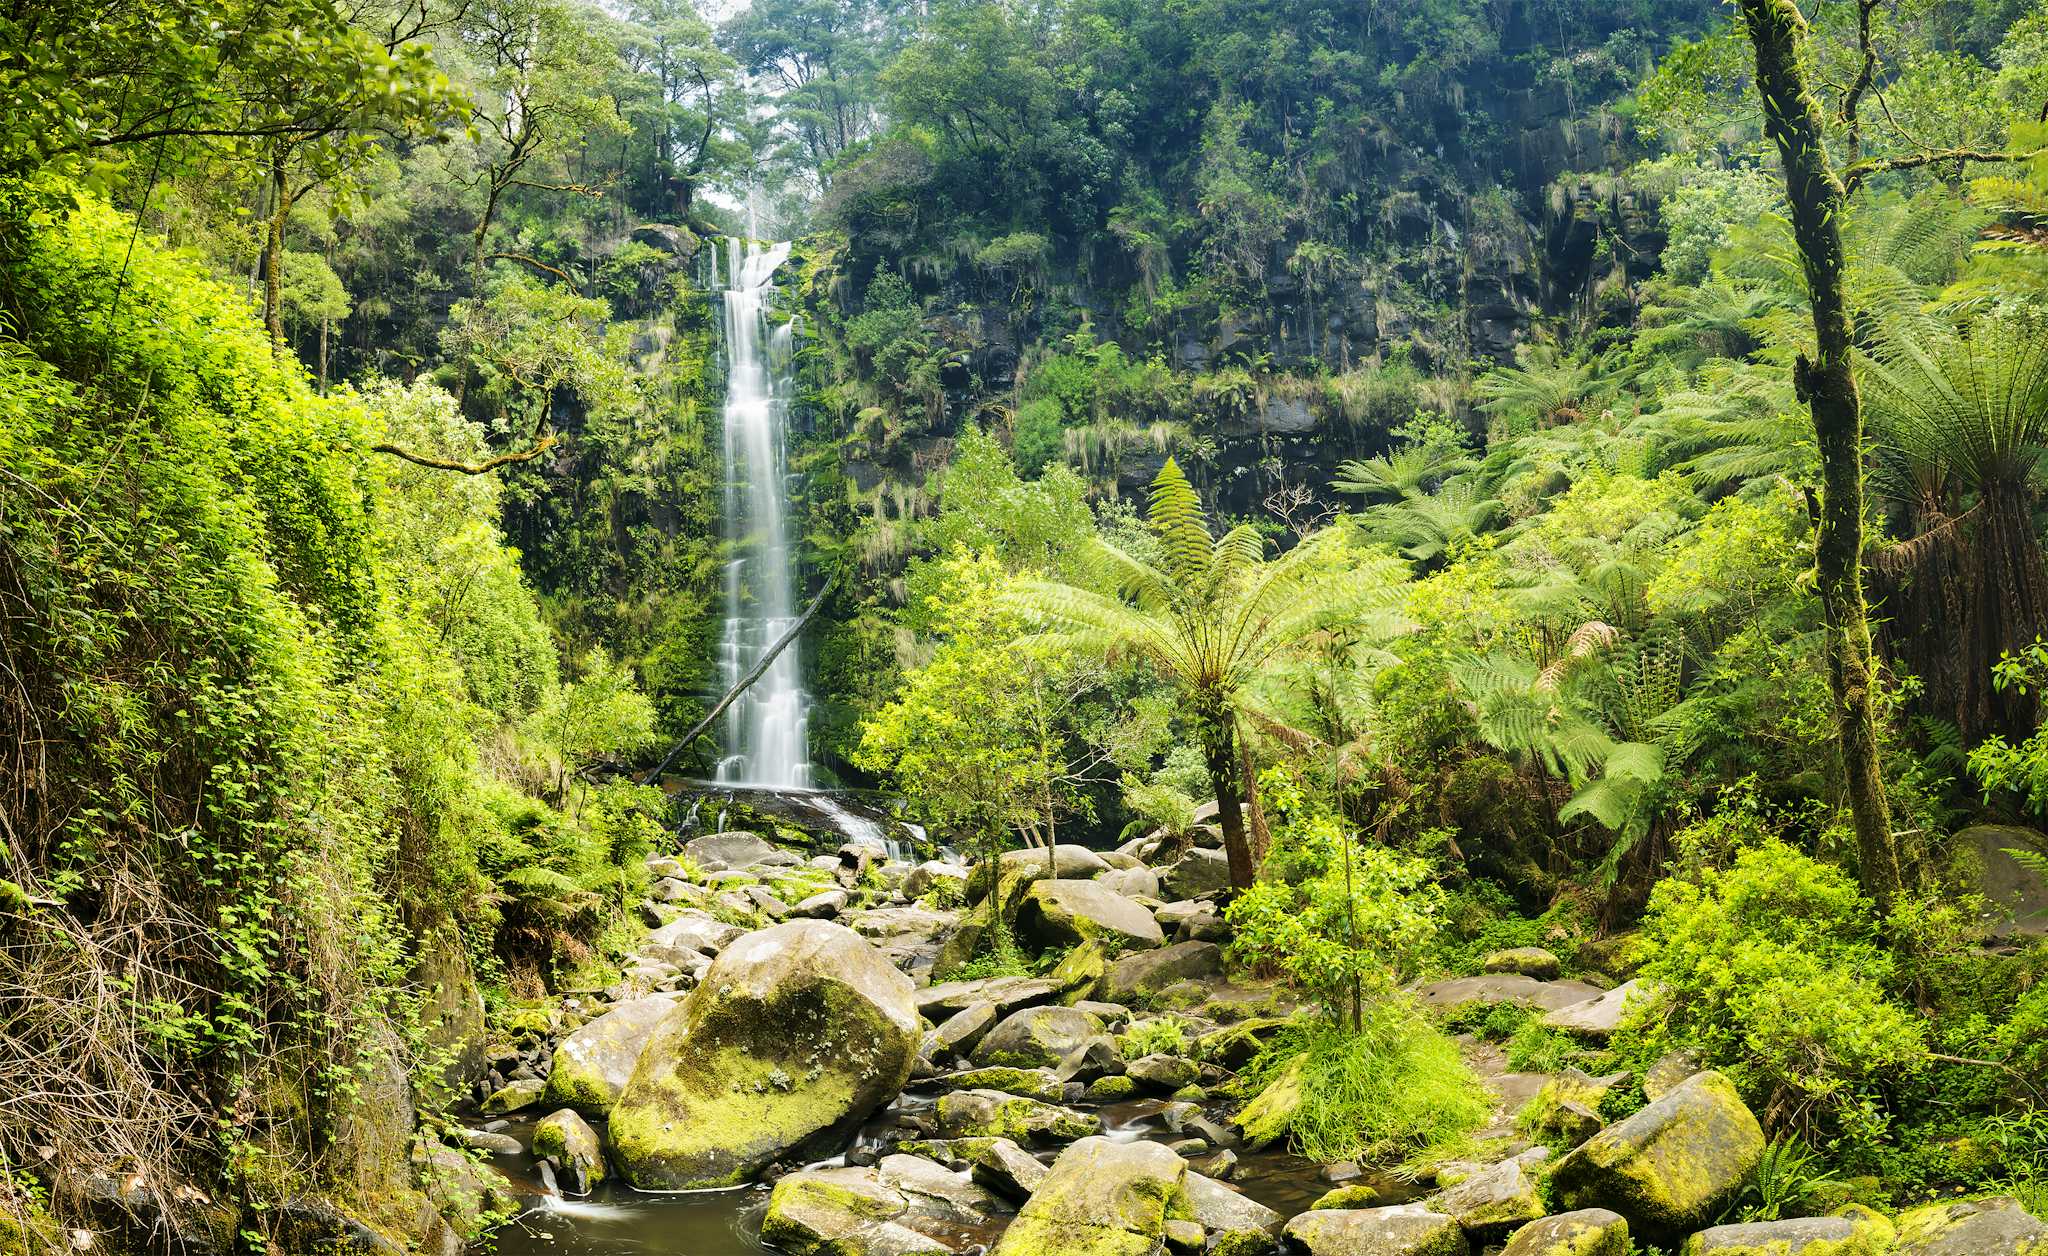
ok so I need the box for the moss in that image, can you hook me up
[1211,1230,1281,1256]
[1171,1084,1207,1102]
[1234,1055,1304,1149]
[1311,1184,1386,1209]
[1052,940,1108,1002]
[1088,1075,1139,1100]
[945,1066,1066,1101]
[1547,1071,1763,1235]
[934,1090,1102,1144]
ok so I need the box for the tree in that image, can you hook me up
[1012,458,1410,890]
[722,0,900,183]
[618,0,746,220]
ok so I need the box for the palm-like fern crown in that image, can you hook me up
[1008,458,1411,709]
[1864,310,2048,496]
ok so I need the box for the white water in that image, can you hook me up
[714,235,809,789]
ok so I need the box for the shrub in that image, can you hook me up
[1121,1016,1193,1059]
[1236,1014,1489,1163]
[1618,837,1927,1133]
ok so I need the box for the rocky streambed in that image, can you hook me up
[440,826,2048,1256]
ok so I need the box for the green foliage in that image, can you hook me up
[1236,1016,1489,1164]
[1121,1016,1193,1060]
[1619,836,1928,1133]
[1728,1134,1839,1222]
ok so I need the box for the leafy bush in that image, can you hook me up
[1618,837,1927,1132]
[1121,1016,1193,1060]
[1226,768,1443,1027]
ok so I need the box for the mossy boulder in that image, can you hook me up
[1426,1148,1548,1240]
[932,1089,1103,1145]
[480,1078,543,1114]
[758,1165,952,1256]
[989,1136,1194,1256]
[1126,1054,1199,1092]
[972,1005,1108,1069]
[1186,1171,1282,1249]
[1483,947,1561,979]
[608,920,920,1189]
[1103,941,1223,1003]
[1019,879,1165,952]
[540,994,676,1115]
[1282,1204,1470,1255]
[1234,1055,1304,1149]
[532,1109,606,1194]
[969,1138,1050,1201]
[1893,1196,2048,1254]
[1051,939,1108,1003]
[1517,1068,1624,1146]
[1499,1208,1630,1256]
[1681,1210,1895,1255]
[1088,1075,1139,1100]
[937,1066,1067,1101]
[1547,1070,1764,1239]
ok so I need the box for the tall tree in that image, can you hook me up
[1735,0,2043,906]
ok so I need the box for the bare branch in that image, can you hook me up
[369,430,558,474]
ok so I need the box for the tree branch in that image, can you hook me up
[369,431,558,474]
[1844,145,2048,191]
[486,252,582,288]
[638,572,840,786]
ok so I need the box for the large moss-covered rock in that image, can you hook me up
[1682,1211,1894,1255]
[532,1109,606,1194]
[758,1165,953,1256]
[1548,1071,1764,1238]
[1103,941,1223,1003]
[989,1136,1193,1256]
[1426,1148,1547,1239]
[540,994,676,1115]
[1894,1196,2048,1255]
[1051,939,1109,1003]
[608,920,920,1189]
[1234,1055,1304,1149]
[1282,1204,1470,1255]
[1018,879,1165,951]
[1499,1209,1629,1256]
[931,1089,1103,1145]
[936,1066,1067,1101]
[972,1005,1108,1069]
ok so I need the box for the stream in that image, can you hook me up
[483,1097,1391,1255]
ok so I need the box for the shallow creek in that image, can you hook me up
[483,1092,1386,1255]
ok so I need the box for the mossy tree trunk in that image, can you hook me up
[1198,703,1255,892]
[1737,0,1906,908]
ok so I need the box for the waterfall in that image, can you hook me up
[714,235,808,788]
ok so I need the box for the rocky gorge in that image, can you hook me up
[443,823,2048,1256]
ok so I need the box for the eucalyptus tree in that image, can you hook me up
[1011,459,1409,890]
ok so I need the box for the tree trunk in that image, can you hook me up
[1201,713,1255,891]
[263,154,292,355]
[318,315,329,394]
[1739,0,1905,908]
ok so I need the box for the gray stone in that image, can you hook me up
[1097,866,1161,899]
[1543,979,1657,1042]
[968,1137,1049,1201]
[1103,941,1224,1002]
[1126,1054,1200,1092]
[1499,1209,1629,1256]
[1549,1071,1764,1237]
[532,1109,605,1194]
[973,1005,1108,1069]
[1186,1170,1281,1238]
[916,975,1061,1017]
[794,889,850,919]
[758,1165,955,1255]
[1896,1196,2048,1254]
[1425,1147,1547,1239]
[1017,879,1165,951]
[1283,1204,1470,1255]
[1684,1214,1890,1254]
[930,1001,999,1058]
[1162,848,1232,899]
[683,831,780,870]
[988,1137,1191,1256]
[930,1089,1103,1145]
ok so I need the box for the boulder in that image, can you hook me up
[644,910,744,959]
[609,920,920,1189]
[683,831,780,870]
[1643,1050,1702,1103]
[1186,1171,1281,1243]
[1425,1148,1547,1240]
[1956,824,2048,936]
[1517,1068,1625,1145]
[969,846,1110,904]
[1543,979,1657,1042]
[1018,879,1166,951]
[930,1002,1000,1058]
[480,1079,543,1114]
[989,1136,1193,1256]
[541,995,679,1114]
[1103,942,1224,1003]
[1548,1071,1765,1238]
[973,1006,1109,1069]
[903,860,971,902]
[1482,947,1561,979]
[1282,1204,1470,1255]
[758,1165,954,1256]
[936,1066,1067,1102]
[917,975,1061,1018]
[1683,1212,1894,1254]
[1499,1209,1630,1256]
[1162,848,1232,899]
[1098,866,1162,899]
[1894,1196,2048,1254]
[795,889,850,919]
[969,1138,1049,1201]
[1411,974,1603,1014]
[875,1153,1002,1227]
[1126,1054,1200,1092]
[932,1089,1103,1145]
[532,1109,605,1194]
[1050,939,1108,1002]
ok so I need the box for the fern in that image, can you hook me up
[1147,456,1212,584]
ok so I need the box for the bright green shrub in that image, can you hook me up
[1620,837,1927,1130]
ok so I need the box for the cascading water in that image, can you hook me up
[713,235,809,788]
